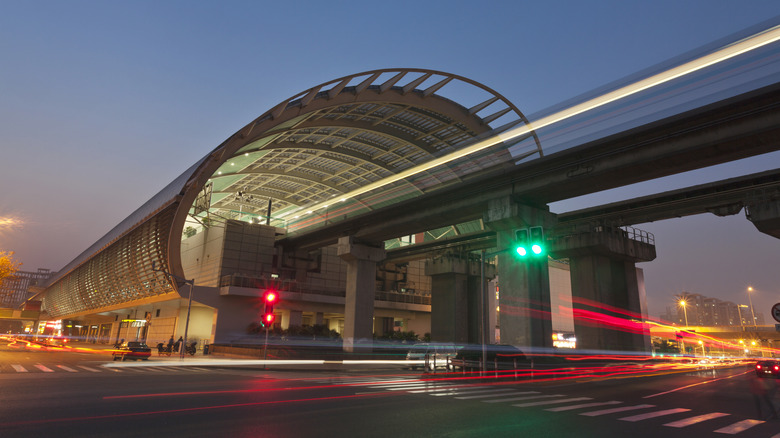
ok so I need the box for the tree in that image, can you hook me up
[0,251,21,282]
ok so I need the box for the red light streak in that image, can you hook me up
[2,392,404,428]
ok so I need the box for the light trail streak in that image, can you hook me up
[642,369,751,398]
[103,378,424,400]
[2,392,402,428]
[279,24,780,220]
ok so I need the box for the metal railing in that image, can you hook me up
[555,224,655,245]
[220,273,431,305]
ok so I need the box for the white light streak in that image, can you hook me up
[279,25,780,220]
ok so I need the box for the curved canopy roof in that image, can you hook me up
[182,69,542,237]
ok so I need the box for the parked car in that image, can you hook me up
[112,341,152,361]
[405,343,458,371]
[450,344,526,371]
[755,360,780,378]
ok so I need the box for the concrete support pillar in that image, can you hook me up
[337,236,385,352]
[286,309,303,329]
[315,312,325,326]
[569,255,644,351]
[485,198,556,349]
[551,227,656,352]
[426,254,495,344]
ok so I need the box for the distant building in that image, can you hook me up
[672,291,764,327]
[0,268,56,308]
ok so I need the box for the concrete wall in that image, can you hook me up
[180,224,226,287]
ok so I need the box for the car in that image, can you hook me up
[112,341,152,361]
[450,344,526,371]
[755,360,780,378]
[405,343,458,371]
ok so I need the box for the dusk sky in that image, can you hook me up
[1,1,778,320]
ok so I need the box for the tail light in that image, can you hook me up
[757,364,762,369]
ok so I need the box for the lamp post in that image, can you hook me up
[679,299,689,327]
[152,262,195,359]
[747,287,757,327]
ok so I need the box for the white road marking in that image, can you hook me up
[664,412,730,428]
[580,404,655,417]
[714,419,765,434]
[455,390,534,400]
[34,364,54,372]
[78,366,101,372]
[57,365,78,372]
[482,394,560,403]
[11,364,27,372]
[512,397,592,408]
[430,388,516,397]
[619,408,690,422]
[546,401,622,412]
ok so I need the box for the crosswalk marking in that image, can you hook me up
[664,412,730,428]
[407,386,462,394]
[512,397,592,408]
[580,404,655,417]
[78,366,101,372]
[455,390,533,400]
[482,393,557,403]
[546,401,623,412]
[2,363,231,374]
[430,388,516,397]
[619,408,690,422]
[303,377,780,435]
[372,383,444,391]
[370,382,429,388]
[713,419,765,434]
[386,385,444,391]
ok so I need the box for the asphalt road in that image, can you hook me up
[1,341,779,437]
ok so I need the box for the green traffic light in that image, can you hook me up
[516,246,527,257]
[532,244,543,255]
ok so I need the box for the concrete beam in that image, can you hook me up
[747,200,780,239]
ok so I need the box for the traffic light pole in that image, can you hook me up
[263,326,269,366]
[480,250,487,375]
[480,247,513,374]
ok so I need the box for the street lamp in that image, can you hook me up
[747,287,757,327]
[152,262,195,359]
[679,299,689,327]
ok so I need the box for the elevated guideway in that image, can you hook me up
[280,82,780,251]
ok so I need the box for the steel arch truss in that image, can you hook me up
[191,69,541,231]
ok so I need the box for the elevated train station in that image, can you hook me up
[31,35,780,354]
[30,69,654,353]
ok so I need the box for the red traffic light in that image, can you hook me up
[264,291,278,304]
[263,313,276,325]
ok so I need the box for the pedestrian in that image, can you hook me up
[167,335,174,352]
[174,336,182,352]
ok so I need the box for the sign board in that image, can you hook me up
[772,303,780,323]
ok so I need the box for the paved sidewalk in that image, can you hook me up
[60,340,420,373]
